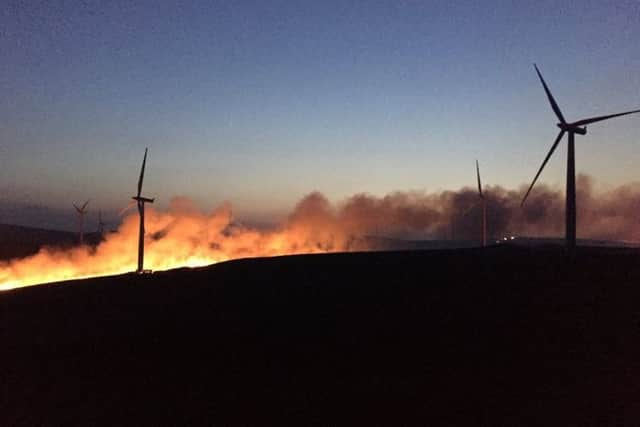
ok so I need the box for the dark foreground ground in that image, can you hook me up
[2,245,640,425]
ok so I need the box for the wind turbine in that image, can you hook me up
[132,148,154,273]
[476,160,487,247]
[97,210,106,235]
[449,166,487,246]
[73,200,90,245]
[521,64,640,249]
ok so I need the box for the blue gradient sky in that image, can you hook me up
[1,0,639,229]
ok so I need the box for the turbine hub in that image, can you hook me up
[133,196,155,203]
[557,123,587,135]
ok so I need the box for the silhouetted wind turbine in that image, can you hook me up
[132,148,154,273]
[97,210,106,235]
[73,200,90,245]
[521,64,640,250]
[476,160,487,247]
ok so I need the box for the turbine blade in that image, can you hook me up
[137,148,148,197]
[73,203,80,213]
[476,160,483,198]
[534,64,566,124]
[119,200,137,216]
[81,199,90,211]
[572,109,640,127]
[521,130,565,206]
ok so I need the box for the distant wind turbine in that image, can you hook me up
[521,64,640,250]
[97,210,106,235]
[73,200,90,245]
[476,160,487,247]
[132,148,155,273]
[450,164,488,246]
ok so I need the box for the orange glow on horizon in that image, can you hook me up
[0,196,354,291]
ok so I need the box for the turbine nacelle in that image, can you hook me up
[73,199,90,214]
[557,123,586,135]
[132,196,155,203]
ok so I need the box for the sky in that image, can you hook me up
[1,0,639,230]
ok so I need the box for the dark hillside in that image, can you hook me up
[0,224,103,260]
[2,246,640,425]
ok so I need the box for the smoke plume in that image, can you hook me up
[1,174,639,290]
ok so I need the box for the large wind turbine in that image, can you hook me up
[132,148,154,273]
[476,160,487,247]
[73,200,90,245]
[521,64,640,249]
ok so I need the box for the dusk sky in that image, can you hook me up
[1,0,639,229]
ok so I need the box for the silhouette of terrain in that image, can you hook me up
[352,235,480,251]
[2,246,640,425]
[0,224,103,260]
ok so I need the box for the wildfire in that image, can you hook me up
[2,176,640,290]
[0,195,356,291]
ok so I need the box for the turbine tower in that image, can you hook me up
[132,148,155,273]
[476,160,487,247]
[521,64,640,250]
[73,200,90,245]
[97,210,106,235]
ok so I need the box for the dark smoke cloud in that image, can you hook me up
[284,174,640,244]
[2,174,639,244]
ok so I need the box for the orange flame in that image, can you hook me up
[0,195,359,291]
